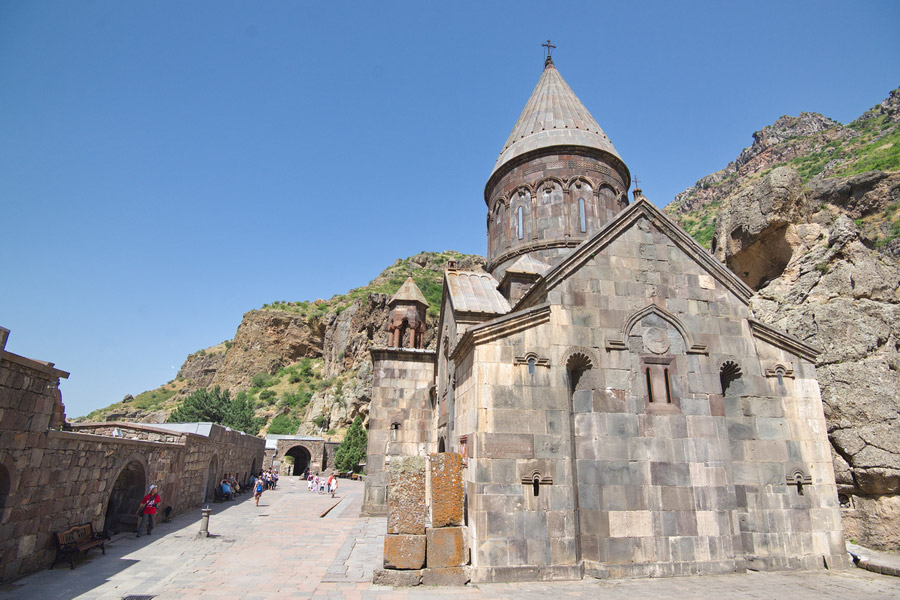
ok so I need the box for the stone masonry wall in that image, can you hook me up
[0,346,265,583]
[362,348,435,516]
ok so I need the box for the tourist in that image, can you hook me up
[136,484,161,537]
[254,477,264,506]
[328,472,338,498]
[307,471,315,491]
[220,478,234,501]
[313,473,320,494]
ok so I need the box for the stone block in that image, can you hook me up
[478,433,534,459]
[387,456,426,534]
[422,566,470,586]
[373,568,422,586]
[430,453,464,527]
[426,526,467,568]
[383,534,426,570]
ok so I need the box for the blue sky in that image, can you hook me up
[2,1,898,418]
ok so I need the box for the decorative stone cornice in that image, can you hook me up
[748,320,821,363]
[370,347,437,363]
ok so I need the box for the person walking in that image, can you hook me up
[328,472,338,498]
[136,484,161,537]
[254,477,264,507]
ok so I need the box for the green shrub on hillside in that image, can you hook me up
[267,413,300,435]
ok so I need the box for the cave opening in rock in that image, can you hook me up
[727,225,794,290]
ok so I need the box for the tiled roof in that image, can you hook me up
[389,277,429,306]
[492,59,622,176]
[446,271,511,315]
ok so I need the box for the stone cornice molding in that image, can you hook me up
[451,303,552,362]
[370,347,437,363]
[606,304,708,355]
[1,350,70,379]
[516,197,756,311]
[748,320,821,363]
[48,429,181,448]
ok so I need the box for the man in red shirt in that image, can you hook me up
[136,484,161,537]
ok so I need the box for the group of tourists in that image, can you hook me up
[248,469,278,506]
[305,470,338,498]
[134,466,330,534]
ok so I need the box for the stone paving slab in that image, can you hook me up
[0,477,898,599]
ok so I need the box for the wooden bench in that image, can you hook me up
[53,523,110,570]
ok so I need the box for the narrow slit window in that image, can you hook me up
[533,476,540,497]
[517,206,524,239]
[664,368,672,403]
[579,198,586,232]
[528,358,535,375]
[646,368,654,402]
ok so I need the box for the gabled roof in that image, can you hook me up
[389,277,428,307]
[492,59,622,177]
[505,254,550,276]
[516,197,756,310]
[446,270,511,315]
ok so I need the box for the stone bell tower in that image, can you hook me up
[387,277,429,349]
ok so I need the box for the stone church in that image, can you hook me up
[363,53,847,582]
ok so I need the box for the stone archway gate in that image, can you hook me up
[266,436,340,476]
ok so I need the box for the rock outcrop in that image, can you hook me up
[711,166,900,549]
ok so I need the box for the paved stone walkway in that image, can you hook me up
[1,477,898,599]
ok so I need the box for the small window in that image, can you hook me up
[579,198,586,232]
[645,368,654,402]
[664,368,672,403]
[517,206,524,239]
[528,358,536,374]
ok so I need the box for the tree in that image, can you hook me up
[334,416,367,473]
[167,387,263,434]
[224,391,262,435]
[167,387,231,423]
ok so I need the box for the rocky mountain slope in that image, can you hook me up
[667,87,900,253]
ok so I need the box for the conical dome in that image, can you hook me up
[491,59,623,176]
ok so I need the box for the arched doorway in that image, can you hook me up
[285,445,311,477]
[205,455,219,503]
[104,460,146,534]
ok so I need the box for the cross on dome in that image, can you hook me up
[542,40,556,66]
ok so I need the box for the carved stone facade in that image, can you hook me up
[0,328,265,583]
[365,56,847,583]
